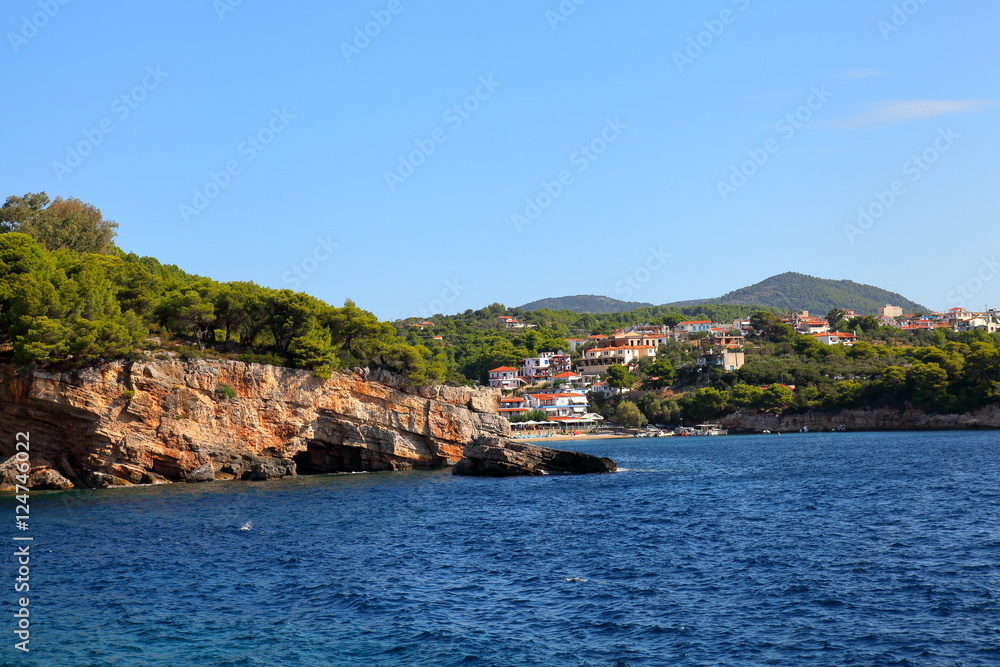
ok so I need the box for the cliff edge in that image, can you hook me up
[0,359,510,489]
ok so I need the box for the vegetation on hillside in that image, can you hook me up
[591,310,1000,426]
[0,193,449,384]
[518,294,654,313]
[668,271,926,315]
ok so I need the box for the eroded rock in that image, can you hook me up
[0,360,509,490]
[453,437,617,477]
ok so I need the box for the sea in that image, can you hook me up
[5,430,1000,666]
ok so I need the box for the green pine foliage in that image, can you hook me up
[0,194,449,386]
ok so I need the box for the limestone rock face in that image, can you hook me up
[453,437,618,477]
[0,360,509,490]
[720,405,1000,433]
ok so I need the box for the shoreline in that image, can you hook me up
[515,432,641,442]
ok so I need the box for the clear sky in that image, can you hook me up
[4,0,998,319]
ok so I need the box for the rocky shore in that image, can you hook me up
[720,405,1000,433]
[0,359,613,491]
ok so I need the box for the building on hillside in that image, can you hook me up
[576,345,656,376]
[497,316,535,329]
[697,350,745,371]
[487,366,523,390]
[551,371,586,389]
[520,351,572,383]
[607,327,671,349]
[732,318,751,333]
[703,332,745,348]
[812,332,858,346]
[525,392,589,419]
[945,307,975,322]
[588,381,615,398]
[564,338,588,352]
[796,319,830,335]
[498,396,530,418]
[879,305,903,319]
[955,317,999,333]
[673,320,712,334]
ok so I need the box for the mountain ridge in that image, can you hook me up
[520,272,926,315]
[518,295,654,313]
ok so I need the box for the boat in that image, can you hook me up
[692,423,728,436]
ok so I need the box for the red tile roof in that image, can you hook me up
[489,366,519,373]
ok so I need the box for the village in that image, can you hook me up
[482,306,1000,429]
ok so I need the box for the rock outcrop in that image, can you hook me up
[720,404,1000,433]
[0,359,511,490]
[453,437,618,477]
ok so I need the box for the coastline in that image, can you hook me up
[517,433,640,442]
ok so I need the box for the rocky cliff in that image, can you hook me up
[0,359,511,490]
[720,404,1000,433]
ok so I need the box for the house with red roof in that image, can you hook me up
[576,345,656,376]
[525,392,589,419]
[488,366,524,390]
[498,396,530,417]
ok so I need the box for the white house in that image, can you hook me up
[576,345,656,376]
[488,366,523,390]
[525,392,589,419]
[674,320,712,333]
[812,332,858,346]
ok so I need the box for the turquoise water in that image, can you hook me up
[5,430,1000,665]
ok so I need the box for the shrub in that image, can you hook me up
[215,383,237,400]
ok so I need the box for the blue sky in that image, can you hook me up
[4,0,998,319]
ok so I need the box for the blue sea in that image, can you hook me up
[6,430,1000,666]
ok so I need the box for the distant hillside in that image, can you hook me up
[667,272,926,315]
[519,294,654,314]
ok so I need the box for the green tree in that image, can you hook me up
[662,313,684,329]
[615,400,647,428]
[730,383,764,408]
[510,409,548,423]
[1,193,118,254]
[606,364,636,392]
[758,383,794,411]
[684,387,730,422]
[641,358,678,389]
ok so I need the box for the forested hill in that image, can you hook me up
[667,272,927,315]
[519,295,653,313]
[0,192,453,385]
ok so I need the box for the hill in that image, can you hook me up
[666,272,926,315]
[519,295,653,313]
